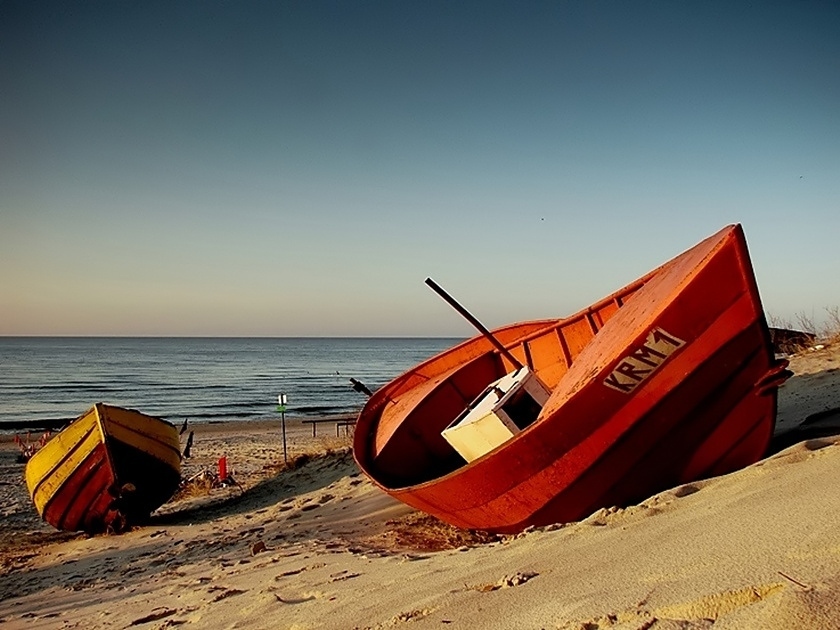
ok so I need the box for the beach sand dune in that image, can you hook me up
[1,344,839,629]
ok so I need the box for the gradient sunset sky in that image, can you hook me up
[2,1,838,336]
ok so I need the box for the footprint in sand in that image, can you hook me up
[328,570,361,583]
[128,607,179,626]
[273,593,317,604]
[392,608,433,623]
[673,484,700,498]
[209,587,247,602]
[273,562,327,581]
[471,571,539,592]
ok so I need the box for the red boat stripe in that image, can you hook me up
[59,459,114,531]
[42,443,113,531]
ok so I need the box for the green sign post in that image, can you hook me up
[278,394,288,463]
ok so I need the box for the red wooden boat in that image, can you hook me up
[353,225,791,533]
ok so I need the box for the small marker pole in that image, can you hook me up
[277,394,288,464]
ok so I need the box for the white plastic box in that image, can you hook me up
[441,367,551,463]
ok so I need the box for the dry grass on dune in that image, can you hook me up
[770,305,840,352]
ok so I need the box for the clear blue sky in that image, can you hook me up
[1,1,838,336]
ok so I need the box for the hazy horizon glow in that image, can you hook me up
[2,2,838,336]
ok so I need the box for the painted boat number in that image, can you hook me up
[603,328,685,393]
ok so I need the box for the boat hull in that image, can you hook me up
[25,404,182,533]
[354,225,789,533]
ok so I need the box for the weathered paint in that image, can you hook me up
[353,224,790,533]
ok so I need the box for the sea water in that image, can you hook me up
[0,337,461,427]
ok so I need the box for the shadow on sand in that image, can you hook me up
[769,407,840,455]
[149,450,357,527]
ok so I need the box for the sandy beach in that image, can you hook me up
[1,344,839,629]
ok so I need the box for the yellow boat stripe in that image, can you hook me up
[25,409,98,495]
[27,421,103,514]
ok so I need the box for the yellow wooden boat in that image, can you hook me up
[25,403,182,533]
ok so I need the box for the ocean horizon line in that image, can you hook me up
[0,334,465,340]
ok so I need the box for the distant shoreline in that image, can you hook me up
[0,335,464,340]
[0,418,71,432]
[0,412,358,435]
